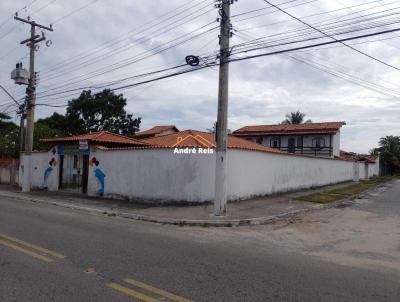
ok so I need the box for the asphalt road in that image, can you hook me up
[0,183,399,301]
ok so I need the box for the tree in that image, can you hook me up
[36,112,69,135]
[0,113,19,158]
[65,89,141,136]
[281,110,312,124]
[33,122,64,151]
[377,135,400,175]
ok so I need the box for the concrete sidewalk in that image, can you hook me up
[0,182,362,227]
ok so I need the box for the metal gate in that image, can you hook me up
[59,153,89,193]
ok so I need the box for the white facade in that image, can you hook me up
[247,132,340,157]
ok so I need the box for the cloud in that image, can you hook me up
[0,0,399,153]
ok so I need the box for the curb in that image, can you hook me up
[0,184,383,227]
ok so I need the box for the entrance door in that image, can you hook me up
[61,153,88,193]
[288,138,296,153]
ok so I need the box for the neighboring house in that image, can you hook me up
[21,127,379,204]
[39,131,148,193]
[141,129,282,153]
[338,150,380,177]
[232,122,346,157]
[338,150,377,163]
[134,125,179,139]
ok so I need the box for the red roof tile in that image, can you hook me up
[233,122,346,136]
[338,150,377,163]
[40,131,149,146]
[134,125,179,139]
[141,130,283,154]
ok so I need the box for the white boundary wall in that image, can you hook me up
[227,150,354,200]
[86,148,379,203]
[21,148,380,203]
[87,149,215,203]
[19,151,59,191]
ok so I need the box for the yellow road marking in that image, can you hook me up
[0,239,54,263]
[0,233,65,259]
[108,283,161,302]
[124,278,193,302]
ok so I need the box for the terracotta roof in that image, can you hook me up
[233,122,346,136]
[338,150,377,163]
[141,130,283,153]
[40,131,149,146]
[134,125,179,139]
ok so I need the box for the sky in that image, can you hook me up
[0,0,400,153]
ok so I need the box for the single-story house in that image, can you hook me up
[39,131,149,194]
[19,128,379,204]
[232,122,346,157]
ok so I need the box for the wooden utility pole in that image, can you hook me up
[214,0,231,216]
[14,15,53,192]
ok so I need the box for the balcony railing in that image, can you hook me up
[277,146,333,156]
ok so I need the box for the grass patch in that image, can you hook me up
[296,193,343,204]
[296,176,396,204]
[326,183,374,196]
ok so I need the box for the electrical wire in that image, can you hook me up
[262,0,400,71]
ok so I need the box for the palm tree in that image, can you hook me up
[281,110,312,124]
[378,135,400,175]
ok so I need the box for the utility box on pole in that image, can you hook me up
[11,62,30,85]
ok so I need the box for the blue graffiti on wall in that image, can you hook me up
[42,157,56,190]
[91,157,106,196]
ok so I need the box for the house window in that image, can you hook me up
[297,136,303,148]
[312,137,325,150]
[256,137,263,144]
[270,137,279,148]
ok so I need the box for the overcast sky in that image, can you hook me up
[1,0,400,153]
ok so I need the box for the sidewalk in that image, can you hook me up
[0,181,366,227]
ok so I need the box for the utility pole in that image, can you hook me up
[214,0,232,216]
[14,14,53,192]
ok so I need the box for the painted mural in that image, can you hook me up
[91,157,106,196]
[41,157,57,190]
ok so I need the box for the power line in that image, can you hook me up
[52,0,99,24]
[34,20,218,97]
[34,7,400,98]
[234,29,400,98]
[4,0,216,99]
[0,0,39,31]
[40,0,213,75]
[263,0,400,71]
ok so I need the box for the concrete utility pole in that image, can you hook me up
[14,15,53,192]
[214,0,232,216]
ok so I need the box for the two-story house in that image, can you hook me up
[232,122,346,157]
